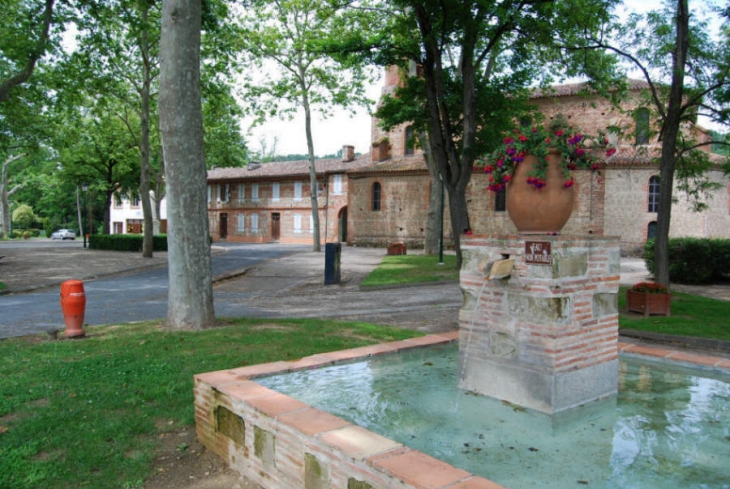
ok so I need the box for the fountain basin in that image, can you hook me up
[194,333,730,488]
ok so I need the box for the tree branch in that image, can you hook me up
[0,0,55,103]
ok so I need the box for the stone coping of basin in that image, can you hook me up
[194,333,730,489]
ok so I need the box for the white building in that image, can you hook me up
[109,195,168,234]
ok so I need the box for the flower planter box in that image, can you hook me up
[626,289,671,316]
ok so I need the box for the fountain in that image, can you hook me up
[193,234,730,488]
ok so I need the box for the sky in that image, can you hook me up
[243,79,383,158]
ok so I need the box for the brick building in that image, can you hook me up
[348,72,730,254]
[206,146,371,244]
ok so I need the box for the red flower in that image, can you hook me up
[555,130,564,137]
[605,147,617,157]
[518,134,528,142]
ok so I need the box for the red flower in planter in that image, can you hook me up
[631,282,668,294]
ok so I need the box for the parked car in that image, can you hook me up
[51,229,76,240]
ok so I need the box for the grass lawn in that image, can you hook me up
[0,319,422,489]
[618,287,730,341]
[360,253,459,287]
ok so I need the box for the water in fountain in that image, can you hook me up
[258,343,730,489]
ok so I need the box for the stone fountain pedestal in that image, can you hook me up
[458,234,621,414]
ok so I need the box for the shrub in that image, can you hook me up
[644,237,730,284]
[89,234,168,252]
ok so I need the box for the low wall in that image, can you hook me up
[194,332,506,489]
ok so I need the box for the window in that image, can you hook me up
[294,182,303,201]
[293,214,302,233]
[372,182,382,211]
[218,183,230,203]
[309,214,314,234]
[648,176,660,212]
[238,183,245,203]
[494,188,506,212]
[647,221,658,241]
[404,125,414,156]
[237,214,245,232]
[272,182,280,201]
[113,194,123,209]
[251,214,259,232]
[251,183,259,202]
[333,175,343,195]
[131,196,140,208]
[635,107,650,145]
[207,185,212,203]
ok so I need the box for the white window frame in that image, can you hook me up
[238,183,245,203]
[252,183,259,202]
[207,185,212,203]
[272,182,280,202]
[333,174,343,195]
[237,214,245,232]
[251,214,259,233]
[293,214,302,233]
[294,181,303,201]
[309,214,314,234]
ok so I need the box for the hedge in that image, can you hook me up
[644,237,730,284]
[89,234,168,252]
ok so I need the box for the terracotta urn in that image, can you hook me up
[505,151,575,234]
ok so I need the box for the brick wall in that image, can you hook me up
[194,333,505,489]
[459,234,620,413]
[209,175,350,246]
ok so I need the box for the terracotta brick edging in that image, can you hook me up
[194,333,729,489]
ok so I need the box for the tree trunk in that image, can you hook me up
[654,0,689,288]
[140,3,154,258]
[419,130,441,254]
[1,154,24,238]
[159,0,215,329]
[301,74,321,252]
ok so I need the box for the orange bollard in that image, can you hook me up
[60,280,86,338]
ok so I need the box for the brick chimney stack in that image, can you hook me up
[342,145,355,162]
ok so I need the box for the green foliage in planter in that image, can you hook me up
[89,234,168,252]
[644,237,730,284]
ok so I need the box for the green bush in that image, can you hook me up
[89,234,168,252]
[644,237,730,284]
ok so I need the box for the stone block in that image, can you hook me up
[552,252,588,278]
[593,293,617,318]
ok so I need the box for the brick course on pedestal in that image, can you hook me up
[459,234,621,414]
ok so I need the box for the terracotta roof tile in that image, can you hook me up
[531,79,651,99]
[207,153,374,181]
[348,156,428,174]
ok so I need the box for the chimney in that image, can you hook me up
[342,145,355,162]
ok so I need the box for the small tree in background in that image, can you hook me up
[12,203,36,232]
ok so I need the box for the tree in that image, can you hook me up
[159,0,215,329]
[53,99,141,234]
[12,203,36,231]
[72,0,162,257]
[586,0,730,287]
[0,0,59,238]
[368,0,618,266]
[239,0,374,252]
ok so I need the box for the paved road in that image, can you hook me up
[0,242,311,339]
